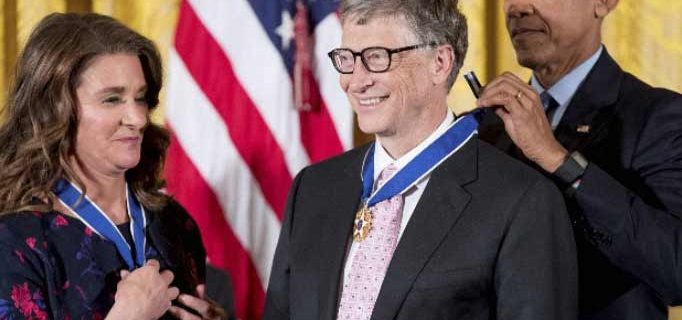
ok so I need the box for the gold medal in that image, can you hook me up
[353,205,372,242]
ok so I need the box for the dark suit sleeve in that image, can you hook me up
[205,264,236,320]
[495,178,578,320]
[263,168,306,319]
[575,93,682,305]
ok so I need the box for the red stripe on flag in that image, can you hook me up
[299,99,344,163]
[174,0,291,218]
[166,133,265,320]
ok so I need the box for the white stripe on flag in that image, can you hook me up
[166,49,280,288]
[187,0,310,176]
[314,14,353,150]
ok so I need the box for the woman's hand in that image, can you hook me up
[168,284,227,320]
[107,259,180,320]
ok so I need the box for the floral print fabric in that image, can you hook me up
[0,201,205,320]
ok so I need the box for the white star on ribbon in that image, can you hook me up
[275,10,294,50]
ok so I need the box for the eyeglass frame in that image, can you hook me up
[327,42,439,74]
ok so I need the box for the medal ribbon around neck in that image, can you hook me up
[360,113,479,208]
[54,179,147,270]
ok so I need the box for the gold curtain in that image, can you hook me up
[602,1,682,97]
[0,1,680,317]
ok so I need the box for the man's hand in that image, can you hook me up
[168,284,227,320]
[477,72,568,173]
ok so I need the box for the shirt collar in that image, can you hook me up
[373,111,455,189]
[530,46,603,107]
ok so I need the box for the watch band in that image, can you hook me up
[553,151,588,186]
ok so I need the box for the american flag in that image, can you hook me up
[164,0,352,319]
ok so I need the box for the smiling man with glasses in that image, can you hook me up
[264,1,577,319]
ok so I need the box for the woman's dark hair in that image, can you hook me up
[0,12,170,215]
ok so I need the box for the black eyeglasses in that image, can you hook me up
[327,42,438,74]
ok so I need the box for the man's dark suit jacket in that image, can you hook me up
[263,138,577,320]
[479,49,682,320]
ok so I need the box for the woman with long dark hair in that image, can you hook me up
[0,13,223,319]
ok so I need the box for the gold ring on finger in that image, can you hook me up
[515,90,523,101]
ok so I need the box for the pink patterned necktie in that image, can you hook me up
[337,164,404,320]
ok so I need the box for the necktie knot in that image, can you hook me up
[540,91,559,120]
[377,164,398,187]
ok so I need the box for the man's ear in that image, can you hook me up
[431,44,454,86]
[595,0,618,19]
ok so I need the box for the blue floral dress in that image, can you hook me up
[0,200,205,319]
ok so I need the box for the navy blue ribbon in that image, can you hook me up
[54,179,147,270]
[360,113,479,207]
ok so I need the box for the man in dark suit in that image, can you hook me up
[263,0,577,319]
[477,0,682,319]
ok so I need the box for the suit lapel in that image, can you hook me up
[317,146,367,320]
[370,139,478,320]
[554,49,623,152]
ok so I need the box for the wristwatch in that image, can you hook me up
[552,151,588,188]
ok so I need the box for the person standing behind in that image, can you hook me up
[478,0,682,319]
[264,0,577,319]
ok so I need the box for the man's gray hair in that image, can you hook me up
[340,0,468,89]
